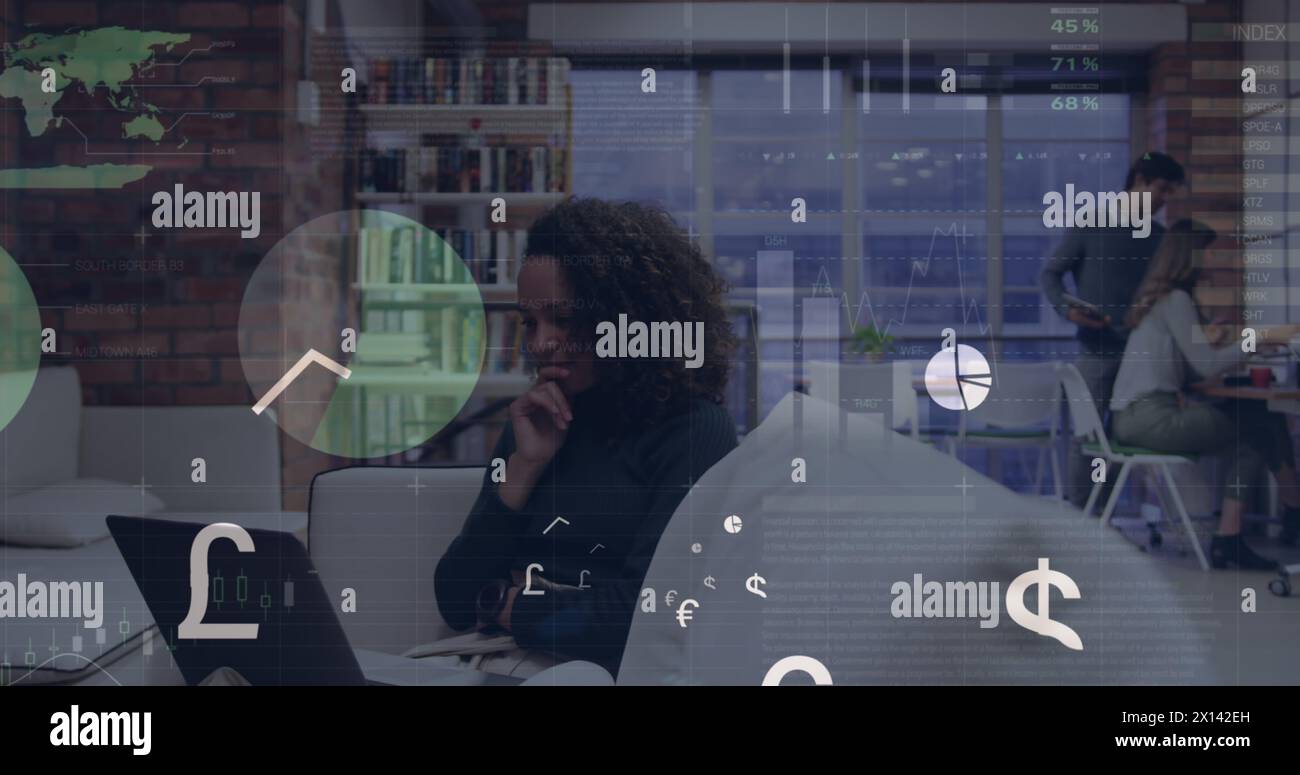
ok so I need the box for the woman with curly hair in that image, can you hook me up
[435,199,738,676]
[1110,219,1300,569]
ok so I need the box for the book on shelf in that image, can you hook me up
[363,56,569,106]
[357,224,527,286]
[356,305,486,376]
[355,307,522,375]
[486,310,524,374]
[353,331,433,365]
[358,143,569,194]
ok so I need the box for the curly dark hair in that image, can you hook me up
[524,198,736,432]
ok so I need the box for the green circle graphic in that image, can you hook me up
[238,210,486,459]
[0,245,41,434]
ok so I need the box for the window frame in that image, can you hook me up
[566,61,1136,345]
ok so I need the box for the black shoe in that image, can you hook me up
[1281,507,1300,547]
[1210,533,1278,571]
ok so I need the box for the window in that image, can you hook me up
[568,64,1133,426]
[859,93,988,340]
[1001,94,1131,339]
[569,69,698,218]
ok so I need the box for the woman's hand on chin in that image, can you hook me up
[498,367,573,511]
[510,366,573,467]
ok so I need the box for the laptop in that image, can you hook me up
[107,515,521,686]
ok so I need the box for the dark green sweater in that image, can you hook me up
[434,389,737,674]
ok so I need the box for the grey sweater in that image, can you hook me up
[1110,289,1249,412]
[1040,223,1166,354]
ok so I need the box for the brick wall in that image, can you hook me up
[259,1,352,509]
[1145,0,1244,318]
[1,0,346,510]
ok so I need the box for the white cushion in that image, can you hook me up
[1,478,165,547]
[80,406,281,512]
[0,367,80,493]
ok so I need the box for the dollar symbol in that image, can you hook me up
[1005,558,1083,650]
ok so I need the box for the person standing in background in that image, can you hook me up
[1040,152,1186,507]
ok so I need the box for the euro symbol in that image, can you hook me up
[1005,558,1083,651]
[676,599,699,628]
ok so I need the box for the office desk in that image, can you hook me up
[1191,382,1300,415]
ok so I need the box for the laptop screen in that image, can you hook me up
[107,516,364,686]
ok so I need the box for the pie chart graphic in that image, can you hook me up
[0,245,41,436]
[238,210,486,459]
[924,344,992,411]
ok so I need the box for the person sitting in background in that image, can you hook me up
[1109,219,1300,569]
[435,198,738,677]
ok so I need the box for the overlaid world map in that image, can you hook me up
[0,26,190,188]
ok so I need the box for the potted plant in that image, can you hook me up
[850,323,894,363]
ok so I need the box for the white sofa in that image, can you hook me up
[1,366,282,530]
[0,366,288,684]
[1,369,604,684]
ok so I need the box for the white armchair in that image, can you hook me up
[0,366,286,685]
[308,465,485,655]
[308,465,617,686]
[0,366,283,546]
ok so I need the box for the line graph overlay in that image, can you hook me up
[811,222,992,338]
[251,349,353,416]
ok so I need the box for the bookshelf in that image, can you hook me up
[347,368,529,392]
[351,282,518,304]
[360,104,567,113]
[358,103,568,136]
[355,191,564,205]
[349,53,574,461]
